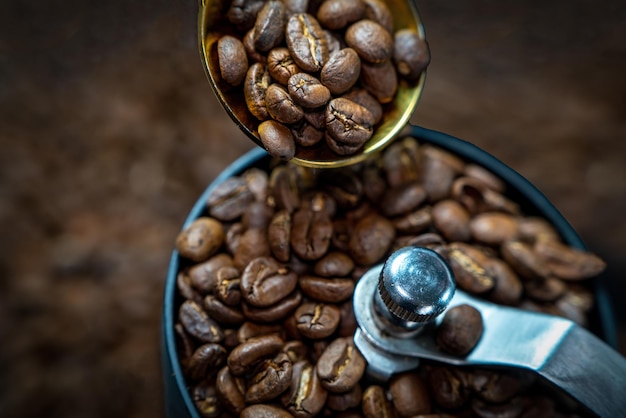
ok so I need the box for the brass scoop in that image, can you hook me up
[198,0,426,168]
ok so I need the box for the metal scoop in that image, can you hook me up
[198,0,426,168]
[353,246,626,418]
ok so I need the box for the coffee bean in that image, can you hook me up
[266,83,305,124]
[380,183,427,217]
[215,366,247,415]
[304,106,327,129]
[179,300,224,343]
[362,385,395,418]
[233,227,271,270]
[286,13,329,72]
[525,277,566,302]
[314,251,355,277]
[359,59,398,104]
[317,0,365,30]
[320,169,363,209]
[237,321,283,343]
[203,295,246,327]
[207,177,255,222]
[295,302,341,338]
[327,383,362,411]
[432,199,471,242]
[281,360,328,417]
[471,369,521,404]
[518,217,560,244]
[227,0,266,29]
[267,47,299,85]
[176,217,225,262]
[268,210,292,262]
[192,380,222,418]
[177,271,203,304]
[317,337,366,393]
[422,146,464,202]
[243,28,267,63]
[242,290,302,322]
[291,120,325,147]
[186,343,227,381]
[337,299,358,337]
[470,212,520,245]
[245,352,293,403]
[463,163,505,193]
[393,206,432,234]
[321,48,361,95]
[258,120,297,161]
[288,73,331,108]
[427,366,471,410]
[485,258,522,306]
[299,275,354,303]
[282,340,309,363]
[244,63,271,120]
[349,212,395,265]
[283,0,309,14]
[393,29,430,81]
[389,371,431,417]
[345,19,393,63]
[253,1,286,51]
[175,323,196,362]
[241,404,295,418]
[325,98,374,155]
[268,165,301,213]
[242,200,275,230]
[241,256,298,307]
[341,88,383,125]
[363,0,393,33]
[471,396,524,418]
[534,239,606,280]
[218,35,249,86]
[501,240,551,280]
[436,304,483,356]
[291,208,333,260]
[227,334,284,376]
[447,243,495,294]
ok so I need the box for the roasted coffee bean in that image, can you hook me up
[363,0,393,33]
[471,396,524,418]
[317,337,366,392]
[291,120,325,147]
[288,73,331,108]
[501,240,551,280]
[393,29,430,80]
[268,210,292,262]
[427,366,471,410]
[436,304,483,356]
[269,165,301,212]
[179,300,224,343]
[175,322,196,362]
[362,385,395,418]
[299,275,354,303]
[225,222,244,255]
[187,253,233,294]
[268,47,301,85]
[327,383,362,412]
[176,217,225,262]
[463,163,505,193]
[246,352,293,403]
[534,239,606,280]
[337,299,358,337]
[524,277,566,302]
[227,334,284,375]
[317,0,364,30]
[266,83,305,124]
[192,380,222,418]
[283,0,309,14]
[222,329,240,350]
[243,28,267,63]
[286,13,329,72]
[227,0,266,29]
[470,212,520,245]
[422,146,464,202]
[237,321,283,343]
[177,271,203,304]
[518,216,559,244]
[241,256,298,307]
[320,169,363,209]
[341,88,383,124]
[301,190,337,217]
[214,266,242,306]
[241,404,295,418]
[446,243,495,294]
[321,48,361,95]
[485,258,523,306]
[389,371,431,417]
[380,183,427,217]
[218,35,248,86]
[349,212,395,265]
[242,200,274,230]
[314,251,355,277]
[203,295,245,326]
[393,206,432,234]
[253,1,286,51]
[241,168,268,203]
[432,199,471,242]
[233,227,271,270]
[242,290,302,322]
[187,344,228,381]
[282,340,309,363]
[471,369,521,404]
[207,177,255,222]
[291,208,333,260]
[359,59,397,104]
[281,360,328,417]
[295,302,341,338]
[243,63,271,120]
[381,136,421,187]
[215,366,246,415]
[325,98,375,154]
[345,19,393,63]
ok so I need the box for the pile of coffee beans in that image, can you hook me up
[213,0,430,160]
[174,136,605,417]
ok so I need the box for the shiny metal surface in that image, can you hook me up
[198,0,426,168]
[354,263,626,417]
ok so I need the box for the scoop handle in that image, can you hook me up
[353,265,626,417]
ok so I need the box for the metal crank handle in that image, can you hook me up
[353,248,626,418]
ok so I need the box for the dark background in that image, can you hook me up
[1,0,625,417]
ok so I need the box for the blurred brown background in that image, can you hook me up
[1,0,624,417]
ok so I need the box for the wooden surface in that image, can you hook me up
[1,0,624,416]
